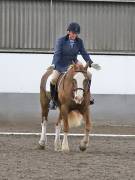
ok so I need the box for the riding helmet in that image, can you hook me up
[67,22,80,34]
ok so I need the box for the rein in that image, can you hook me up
[57,72,67,91]
[57,68,89,93]
[74,70,87,74]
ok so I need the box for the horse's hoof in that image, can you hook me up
[55,147,62,152]
[62,149,70,153]
[62,144,70,153]
[38,141,46,150]
[54,141,62,152]
[62,148,69,153]
[38,143,45,150]
[55,146,62,152]
[62,146,70,153]
[79,144,86,151]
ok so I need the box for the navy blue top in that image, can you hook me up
[52,35,93,72]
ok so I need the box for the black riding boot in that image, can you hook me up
[49,83,57,110]
[89,80,94,105]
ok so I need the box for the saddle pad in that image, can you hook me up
[45,74,52,92]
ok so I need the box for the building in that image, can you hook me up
[0,0,135,54]
[0,0,135,123]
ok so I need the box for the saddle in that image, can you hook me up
[53,73,65,103]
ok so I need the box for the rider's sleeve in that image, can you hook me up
[52,38,63,66]
[79,39,93,66]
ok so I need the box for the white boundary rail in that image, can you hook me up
[0,132,135,137]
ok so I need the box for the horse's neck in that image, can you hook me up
[57,70,73,93]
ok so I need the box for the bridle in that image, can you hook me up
[73,87,85,92]
[57,69,89,93]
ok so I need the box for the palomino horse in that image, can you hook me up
[38,62,92,152]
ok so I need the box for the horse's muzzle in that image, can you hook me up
[74,96,84,104]
[73,88,84,104]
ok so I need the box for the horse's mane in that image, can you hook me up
[67,63,87,74]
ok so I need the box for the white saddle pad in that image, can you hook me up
[45,74,52,92]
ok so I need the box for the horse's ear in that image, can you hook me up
[84,61,89,70]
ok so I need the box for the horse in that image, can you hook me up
[38,62,92,152]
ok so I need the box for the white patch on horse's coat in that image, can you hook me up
[73,72,85,103]
[55,125,61,139]
[39,121,47,146]
[62,133,69,152]
[45,74,52,92]
[54,125,62,151]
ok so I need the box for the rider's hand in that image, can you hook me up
[91,63,101,70]
[47,64,55,71]
[50,64,55,68]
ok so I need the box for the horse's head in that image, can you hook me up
[68,62,90,104]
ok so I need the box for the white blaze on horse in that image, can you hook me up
[38,62,92,152]
[73,72,86,104]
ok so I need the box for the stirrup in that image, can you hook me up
[49,100,57,110]
[90,98,94,105]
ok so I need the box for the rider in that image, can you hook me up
[49,22,101,109]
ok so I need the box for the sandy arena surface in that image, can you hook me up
[0,94,135,179]
[0,135,135,180]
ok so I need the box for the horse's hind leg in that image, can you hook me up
[39,89,49,149]
[54,112,62,151]
[38,106,49,149]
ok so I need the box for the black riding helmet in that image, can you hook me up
[67,22,80,34]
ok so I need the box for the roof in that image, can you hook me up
[60,0,135,3]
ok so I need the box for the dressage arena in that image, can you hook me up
[0,134,135,180]
[0,0,135,179]
[0,94,135,180]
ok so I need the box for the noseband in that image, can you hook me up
[58,69,89,93]
[73,87,85,92]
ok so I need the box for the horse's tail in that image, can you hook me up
[68,111,83,128]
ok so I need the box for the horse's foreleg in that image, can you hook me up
[80,109,91,151]
[62,132,69,152]
[54,113,62,151]
[61,106,70,152]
